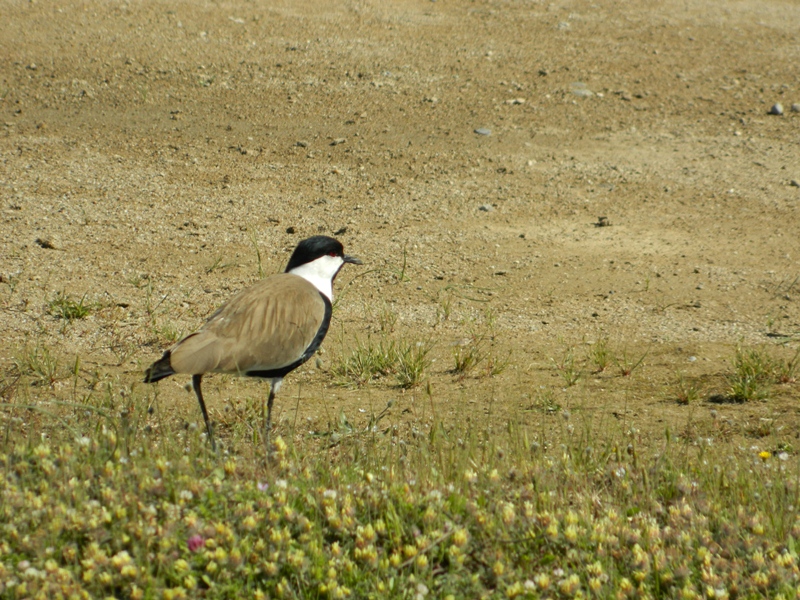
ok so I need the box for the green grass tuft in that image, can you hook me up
[553,346,582,387]
[395,339,433,388]
[12,343,61,386]
[589,336,611,373]
[728,346,774,401]
[333,336,398,387]
[48,291,93,322]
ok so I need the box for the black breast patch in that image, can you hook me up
[245,292,332,380]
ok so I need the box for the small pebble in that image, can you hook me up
[791,103,800,113]
[35,237,58,249]
[474,128,491,136]
[330,138,346,146]
[769,103,783,115]
[479,204,494,212]
[790,180,800,188]
[571,82,593,98]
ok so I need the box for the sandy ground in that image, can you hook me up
[2,0,800,453]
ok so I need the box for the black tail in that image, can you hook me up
[144,351,176,383]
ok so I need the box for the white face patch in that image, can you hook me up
[288,254,344,300]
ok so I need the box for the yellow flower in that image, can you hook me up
[559,574,580,596]
[587,561,604,577]
[564,524,578,543]
[501,502,516,526]
[272,436,288,453]
[759,451,771,461]
[534,573,550,589]
[751,550,765,568]
[505,581,524,598]
[33,444,51,459]
[523,501,534,519]
[356,523,376,546]
[618,577,633,594]
[453,528,468,547]
[288,549,305,568]
[121,564,138,578]
[111,550,132,570]
[174,558,189,573]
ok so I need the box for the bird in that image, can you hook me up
[144,235,362,451]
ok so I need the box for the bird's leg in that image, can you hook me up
[265,385,275,454]
[192,374,216,452]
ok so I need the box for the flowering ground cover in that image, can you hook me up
[2,397,798,599]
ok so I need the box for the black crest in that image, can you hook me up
[284,236,345,272]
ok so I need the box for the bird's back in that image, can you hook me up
[169,274,328,375]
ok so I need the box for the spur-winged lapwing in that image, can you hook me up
[144,235,362,451]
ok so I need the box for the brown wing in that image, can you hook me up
[168,274,326,375]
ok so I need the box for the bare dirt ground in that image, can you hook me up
[2,0,799,455]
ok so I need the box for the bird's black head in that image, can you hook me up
[284,236,362,273]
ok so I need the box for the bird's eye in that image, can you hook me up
[329,251,338,257]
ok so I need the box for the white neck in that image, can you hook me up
[288,255,343,300]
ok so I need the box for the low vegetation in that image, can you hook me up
[1,332,799,598]
[333,336,432,389]
[725,345,800,402]
[48,291,93,322]
[1,401,799,599]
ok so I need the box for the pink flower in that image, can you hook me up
[187,535,204,552]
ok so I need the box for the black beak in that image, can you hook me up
[343,254,363,265]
